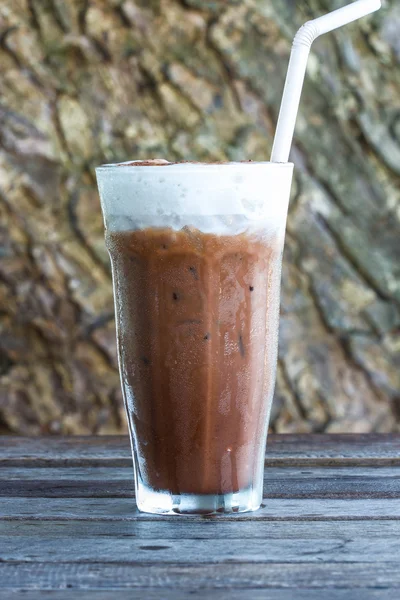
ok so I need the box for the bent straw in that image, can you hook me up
[271,0,381,163]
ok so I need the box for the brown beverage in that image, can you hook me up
[107,226,282,496]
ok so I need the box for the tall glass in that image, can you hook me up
[96,161,293,514]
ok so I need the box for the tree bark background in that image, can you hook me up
[0,0,399,434]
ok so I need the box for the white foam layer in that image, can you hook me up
[96,162,294,234]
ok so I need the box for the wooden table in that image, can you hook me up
[1,434,400,599]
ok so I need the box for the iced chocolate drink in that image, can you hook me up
[107,226,281,496]
[96,160,293,514]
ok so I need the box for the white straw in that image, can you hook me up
[271,0,381,163]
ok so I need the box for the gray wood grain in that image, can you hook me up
[1,465,399,481]
[1,519,398,540]
[0,592,395,600]
[1,435,399,466]
[2,466,400,498]
[1,497,400,521]
[1,435,400,595]
[0,562,399,590]
[1,535,400,564]
[0,592,396,600]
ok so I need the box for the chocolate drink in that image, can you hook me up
[107,226,282,496]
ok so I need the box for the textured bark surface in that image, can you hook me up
[0,0,399,434]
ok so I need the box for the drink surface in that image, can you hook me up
[107,226,282,495]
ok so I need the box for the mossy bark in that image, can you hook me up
[0,0,399,434]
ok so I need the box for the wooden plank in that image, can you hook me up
[0,437,131,467]
[1,434,399,466]
[1,468,400,498]
[0,562,399,590]
[264,434,400,465]
[0,466,137,481]
[0,591,396,600]
[2,465,399,481]
[1,519,399,540]
[1,438,399,596]
[1,497,400,521]
[1,535,400,564]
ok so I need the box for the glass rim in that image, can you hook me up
[96,161,294,172]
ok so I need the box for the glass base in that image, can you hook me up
[136,480,262,515]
